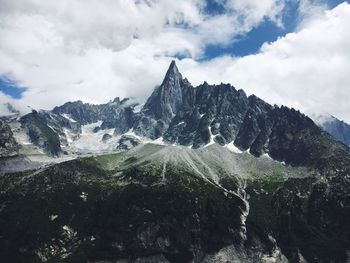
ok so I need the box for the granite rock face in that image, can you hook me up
[133,61,344,168]
[101,133,112,142]
[133,61,192,139]
[12,97,137,155]
[116,135,141,151]
[0,118,17,157]
[142,61,185,122]
[134,61,251,147]
[53,97,136,134]
[19,110,83,155]
[2,60,349,165]
[36,110,82,146]
[20,111,62,156]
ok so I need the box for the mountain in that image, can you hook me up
[312,114,350,146]
[0,61,350,262]
[1,61,345,164]
[52,97,136,133]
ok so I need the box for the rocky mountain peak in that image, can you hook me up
[141,61,185,122]
[161,60,182,86]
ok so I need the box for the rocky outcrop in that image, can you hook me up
[133,61,342,167]
[37,110,81,146]
[142,60,185,122]
[0,118,17,157]
[116,135,141,150]
[101,133,112,142]
[133,61,192,139]
[2,61,349,168]
[163,82,250,148]
[134,61,251,146]
[53,97,136,134]
[20,111,62,156]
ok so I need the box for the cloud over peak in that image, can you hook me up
[0,0,349,122]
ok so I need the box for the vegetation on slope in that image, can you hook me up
[0,144,348,263]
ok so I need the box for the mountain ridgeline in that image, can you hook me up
[11,61,349,167]
[312,114,350,147]
[0,61,350,263]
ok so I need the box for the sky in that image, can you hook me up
[0,0,349,122]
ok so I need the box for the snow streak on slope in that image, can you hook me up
[61,113,77,123]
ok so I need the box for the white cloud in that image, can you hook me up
[0,92,31,116]
[179,2,350,123]
[0,0,349,124]
[0,0,287,112]
[224,0,286,27]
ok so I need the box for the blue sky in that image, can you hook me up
[0,76,26,99]
[203,0,347,58]
[0,0,349,122]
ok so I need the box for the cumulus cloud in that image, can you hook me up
[224,0,286,26]
[0,0,349,123]
[179,2,350,122]
[0,92,31,116]
[0,0,288,109]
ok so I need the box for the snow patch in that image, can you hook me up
[63,128,74,145]
[61,113,77,123]
[124,129,165,145]
[67,121,119,154]
[152,137,165,145]
[133,104,144,113]
[261,153,272,159]
[10,121,32,145]
[225,143,242,154]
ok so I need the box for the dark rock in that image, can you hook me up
[102,133,112,142]
[116,135,141,150]
[36,111,81,146]
[20,111,62,156]
[234,95,273,152]
[135,61,250,147]
[53,97,136,134]
[93,126,101,133]
[142,60,185,122]
[214,134,226,145]
[0,119,17,157]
